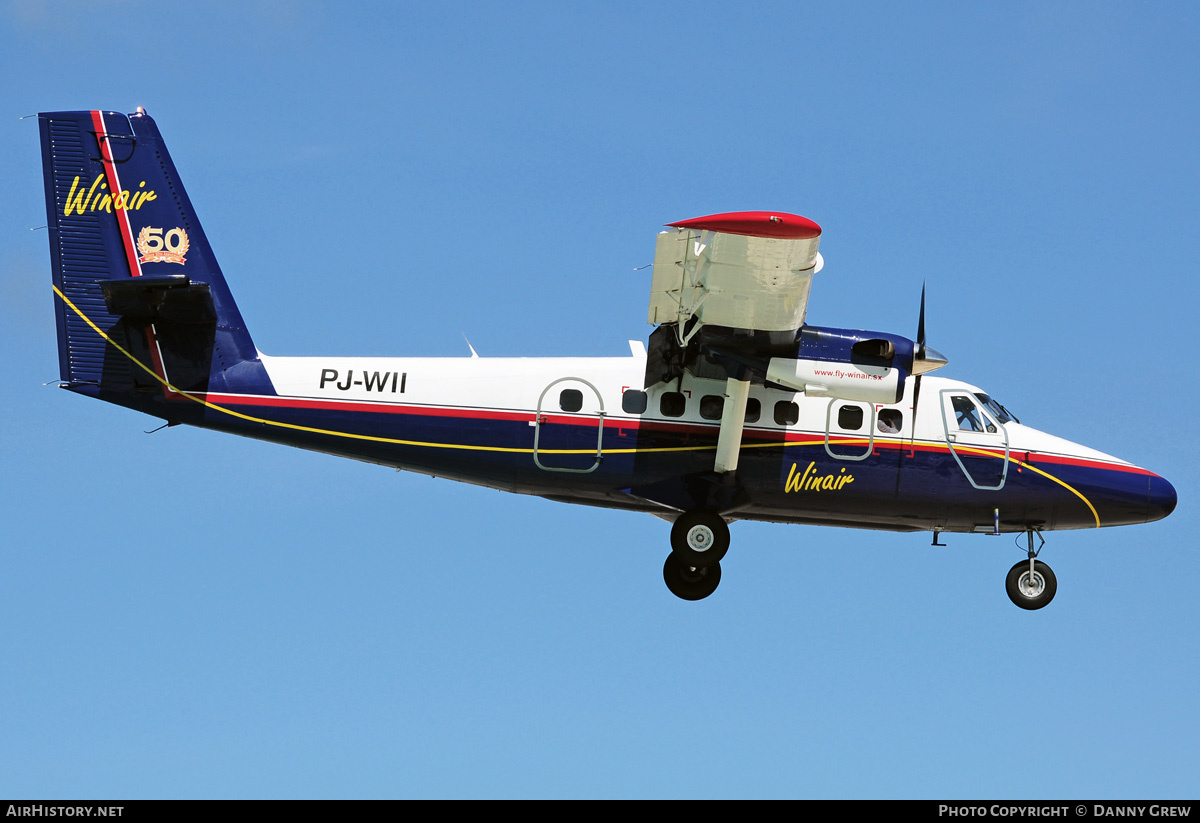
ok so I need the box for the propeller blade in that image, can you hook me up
[910,373,922,448]
[917,282,926,359]
[910,285,927,450]
[911,283,948,375]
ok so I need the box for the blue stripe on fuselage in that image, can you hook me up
[146,392,1166,532]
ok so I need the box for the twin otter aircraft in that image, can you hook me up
[38,108,1176,608]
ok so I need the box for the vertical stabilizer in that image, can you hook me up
[39,109,270,402]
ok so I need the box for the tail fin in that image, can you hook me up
[38,108,271,405]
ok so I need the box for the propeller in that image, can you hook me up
[909,284,948,440]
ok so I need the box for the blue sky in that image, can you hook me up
[2,1,1197,798]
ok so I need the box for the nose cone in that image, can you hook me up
[1147,473,1177,522]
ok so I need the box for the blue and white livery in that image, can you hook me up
[37,108,1176,607]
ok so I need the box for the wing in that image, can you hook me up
[639,211,936,483]
[647,211,823,334]
[643,211,826,477]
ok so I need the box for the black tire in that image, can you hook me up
[663,553,722,601]
[1005,559,1057,610]
[669,509,730,567]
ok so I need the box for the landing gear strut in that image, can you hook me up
[1005,528,1057,610]
[663,509,729,600]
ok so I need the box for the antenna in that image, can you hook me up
[462,333,480,358]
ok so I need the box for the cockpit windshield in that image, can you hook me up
[974,393,1020,424]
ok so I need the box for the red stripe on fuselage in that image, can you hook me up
[205,391,791,438]
[199,391,1152,475]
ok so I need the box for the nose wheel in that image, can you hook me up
[664,509,729,600]
[1005,529,1057,610]
[1006,559,1057,609]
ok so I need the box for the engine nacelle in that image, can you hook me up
[766,357,906,404]
[642,321,924,402]
[765,326,915,404]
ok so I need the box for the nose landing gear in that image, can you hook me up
[1005,528,1057,610]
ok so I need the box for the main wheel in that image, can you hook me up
[1005,559,1057,610]
[663,553,722,601]
[669,509,730,567]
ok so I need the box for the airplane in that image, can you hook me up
[35,108,1177,609]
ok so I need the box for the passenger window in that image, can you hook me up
[745,398,761,423]
[774,400,799,426]
[622,390,647,414]
[559,389,583,412]
[660,392,686,418]
[837,405,864,431]
[700,395,724,420]
[877,409,903,433]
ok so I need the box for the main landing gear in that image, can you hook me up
[1005,528,1057,610]
[663,509,729,601]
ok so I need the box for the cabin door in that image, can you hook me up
[533,378,606,473]
[824,399,876,461]
[939,390,1009,490]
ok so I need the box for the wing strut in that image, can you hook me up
[714,378,751,474]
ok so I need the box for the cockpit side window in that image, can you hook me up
[952,396,985,432]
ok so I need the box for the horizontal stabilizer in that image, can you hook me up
[100,275,216,324]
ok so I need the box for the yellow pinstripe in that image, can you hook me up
[52,285,1101,525]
